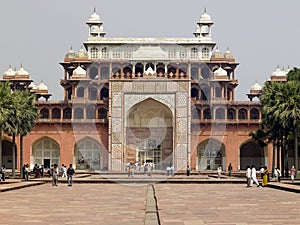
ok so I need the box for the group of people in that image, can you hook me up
[49,164,75,186]
[21,163,75,186]
[126,161,155,177]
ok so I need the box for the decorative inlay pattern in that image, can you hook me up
[112,118,122,132]
[177,118,187,133]
[143,82,156,92]
[178,82,189,91]
[176,144,187,158]
[111,82,123,91]
[176,158,187,170]
[112,92,122,107]
[112,158,122,170]
[177,92,187,107]
[123,82,133,92]
[111,108,122,118]
[112,144,122,158]
[133,82,144,92]
[156,82,167,92]
[112,132,122,143]
[167,82,177,92]
[176,108,187,118]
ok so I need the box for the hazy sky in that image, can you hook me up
[1,0,299,100]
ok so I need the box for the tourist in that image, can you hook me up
[1,165,6,181]
[171,165,175,177]
[217,166,222,179]
[250,165,260,187]
[290,166,296,182]
[186,165,190,176]
[259,165,264,179]
[52,164,59,186]
[228,163,233,176]
[262,166,268,187]
[40,165,44,178]
[61,164,67,179]
[246,165,251,187]
[273,167,282,182]
[166,166,170,176]
[24,164,30,181]
[67,164,75,186]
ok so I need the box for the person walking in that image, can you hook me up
[217,166,222,179]
[246,165,251,187]
[186,165,191,176]
[228,163,233,176]
[52,164,59,186]
[61,164,67,179]
[276,167,282,182]
[290,166,296,182]
[1,165,6,181]
[262,166,268,187]
[67,164,75,186]
[250,165,260,187]
[24,164,30,181]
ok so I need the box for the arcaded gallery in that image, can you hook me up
[2,9,290,172]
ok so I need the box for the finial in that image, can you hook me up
[204,7,207,13]
[227,46,230,51]
[70,46,73,51]
[94,7,96,13]
[9,64,11,69]
[277,64,280,69]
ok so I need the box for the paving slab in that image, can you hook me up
[154,183,300,225]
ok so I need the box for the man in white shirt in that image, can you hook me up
[246,165,251,187]
[250,165,260,187]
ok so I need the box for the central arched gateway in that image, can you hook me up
[126,98,173,170]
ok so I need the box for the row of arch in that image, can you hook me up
[192,107,260,120]
[70,62,231,81]
[90,47,210,60]
[191,85,233,101]
[40,107,108,120]
[65,85,109,101]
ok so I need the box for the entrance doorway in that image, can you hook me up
[126,98,173,170]
[43,159,50,169]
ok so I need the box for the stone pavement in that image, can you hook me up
[0,174,300,225]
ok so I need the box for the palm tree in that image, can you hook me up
[0,82,13,167]
[274,80,300,177]
[14,90,39,177]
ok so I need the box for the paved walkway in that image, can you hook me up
[0,175,300,224]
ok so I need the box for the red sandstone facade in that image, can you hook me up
[1,9,281,173]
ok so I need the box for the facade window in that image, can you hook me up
[191,108,201,119]
[74,108,84,119]
[124,51,132,58]
[90,47,98,59]
[180,52,186,59]
[227,109,236,120]
[100,87,109,100]
[168,51,176,59]
[89,67,98,79]
[250,108,259,120]
[216,108,225,119]
[203,108,212,119]
[202,47,210,59]
[77,87,84,97]
[52,108,61,119]
[89,87,98,100]
[201,67,210,79]
[63,108,72,119]
[215,87,222,98]
[191,48,198,59]
[238,108,248,120]
[101,67,109,80]
[112,52,120,58]
[191,68,198,80]
[86,107,95,119]
[101,47,108,59]
[191,87,199,100]
[40,108,49,119]
[98,108,107,119]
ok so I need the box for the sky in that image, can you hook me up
[0,0,299,100]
